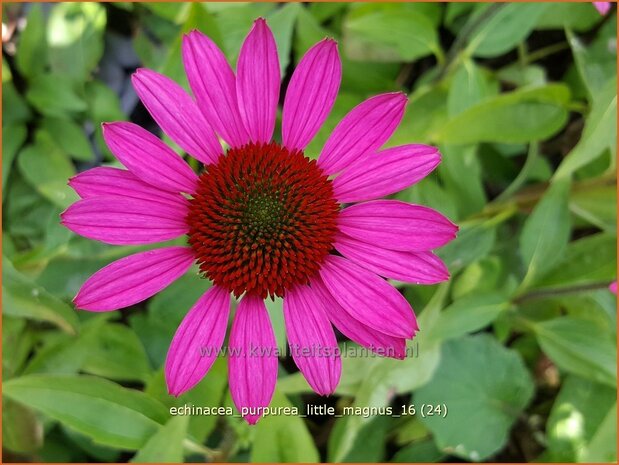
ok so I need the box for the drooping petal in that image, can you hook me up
[182,30,249,147]
[228,295,278,425]
[165,286,231,396]
[337,200,458,252]
[60,197,189,245]
[74,246,194,311]
[334,233,449,285]
[236,18,280,143]
[132,68,222,165]
[318,93,407,175]
[332,145,441,203]
[310,276,408,359]
[69,167,187,207]
[283,285,341,395]
[594,2,611,14]
[319,255,416,339]
[102,122,198,194]
[282,39,341,151]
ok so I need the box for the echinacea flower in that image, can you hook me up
[594,2,611,15]
[61,18,457,425]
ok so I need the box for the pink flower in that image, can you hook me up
[610,281,617,294]
[594,2,612,14]
[61,19,457,424]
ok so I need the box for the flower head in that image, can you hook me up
[61,18,457,425]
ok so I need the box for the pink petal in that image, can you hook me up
[337,200,458,252]
[165,286,231,396]
[282,39,341,151]
[594,2,611,14]
[318,93,408,175]
[102,122,198,194]
[236,18,280,143]
[283,285,341,395]
[132,68,222,165]
[332,145,441,203]
[334,233,449,285]
[610,281,617,294]
[60,197,188,245]
[69,167,187,207]
[228,295,278,425]
[310,276,408,359]
[182,30,249,148]
[319,255,416,339]
[74,246,194,311]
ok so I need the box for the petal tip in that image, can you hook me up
[244,415,260,426]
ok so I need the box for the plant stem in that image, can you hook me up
[434,3,505,83]
[183,439,218,461]
[524,42,570,65]
[512,281,614,305]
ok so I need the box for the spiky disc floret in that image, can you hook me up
[187,142,339,299]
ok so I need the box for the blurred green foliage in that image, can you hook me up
[2,2,617,463]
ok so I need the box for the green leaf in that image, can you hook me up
[2,124,27,195]
[148,272,210,330]
[2,79,32,125]
[84,80,126,160]
[145,360,227,443]
[570,182,617,233]
[47,3,107,79]
[26,74,87,117]
[536,3,601,31]
[266,3,301,74]
[546,376,616,462]
[23,332,90,376]
[390,87,448,145]
[2,399,43,453]
[392,439,444,463]
[452,256,504,299]
[3,315,34,378]
[343,4,440,62]
[81,323,152,383]
[17,131,77,209]
[328,415,388,462]
[416,335,534,461]
[3,374,169,450]
[214,3,275,63]
[469,3,549,57]
[142,2,187,22]
[40,117,94,161]
[533,317,616,387]
[582,403,617,462]
[159,3,223,89]
[519,178,571,288]
[15,4,47,78]
[447,61,492,117]
[436,84,570,144]
[534,233,616,290]
[438,145,487,218]
[131,416,188,463]
[2,256,79,334]
[555,77,617,179]
[568,20,617,100]
[437,221,497,271]
[3,174,56,244]
[251,389,319,462]
[433,292,508,342]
